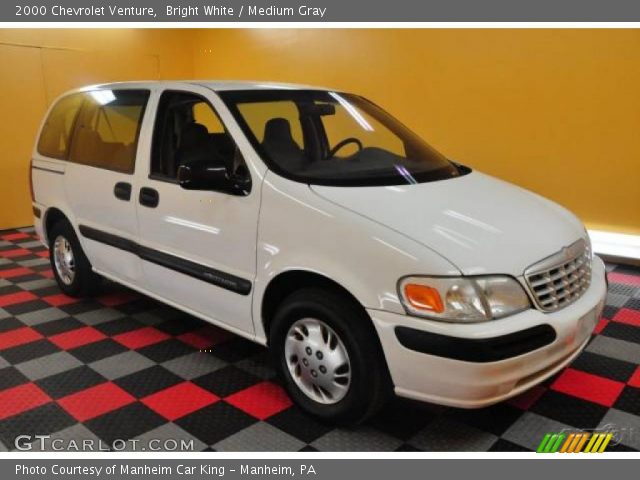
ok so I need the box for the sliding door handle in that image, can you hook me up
[114,182,132,201]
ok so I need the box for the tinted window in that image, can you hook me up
[68,90,149,173]
[151,91,247,182]
[221,90,464,187]
[37,94,83,159]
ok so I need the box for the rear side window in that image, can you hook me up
[68,89,149,173]
[37,94,83,159]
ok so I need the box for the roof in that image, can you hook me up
[70,80,330,93]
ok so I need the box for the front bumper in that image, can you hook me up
[368,256,607,408]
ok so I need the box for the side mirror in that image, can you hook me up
[177,163,251,196]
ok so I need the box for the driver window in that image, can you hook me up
[151,91,246,181]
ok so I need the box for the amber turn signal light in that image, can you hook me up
[403,284,444,313]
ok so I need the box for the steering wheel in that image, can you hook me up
[327,137,363,159]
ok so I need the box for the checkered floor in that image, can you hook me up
[1,226,640,452]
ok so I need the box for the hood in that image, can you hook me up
[310,171,585,276]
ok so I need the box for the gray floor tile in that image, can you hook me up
[312,427,402,451]
[587,335,640,364]
[75,308,125,326]
[162,352,227,380]
[598,409,640,451]
[89,351,155,380]
[16,351,82,381]
[502,412,573,451]
[17,307,68,326]
[17,257,49,267]
[408,417,497,451]
[606,292,631,308]
[18,278,57,291]
[36,424,102,452]
[213,422,305,452]
[17,240,43,249]
[235,355,276,380]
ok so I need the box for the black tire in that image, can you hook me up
[49,220,101,297]
[270,287,391,425]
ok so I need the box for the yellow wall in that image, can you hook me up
[1,29,639,235]
[0,29,193,229]
[192,29,640,235]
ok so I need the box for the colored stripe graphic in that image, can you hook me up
[537,433,552,453]
[559,433,575,453]
[574,433,590,452]
[584,433,600,453]
[537,432,613,453]
[597,433,613,453]
[536,433,566,453]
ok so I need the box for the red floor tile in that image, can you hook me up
[551,368,625,407]
[0,383,51,420]
[0,326,43,350]
[629,367,640,388]
[612,308,640,328]
[43,293,81,307]
[35,250,50,258]
[113,327,170,350]
[40,269,54,279]
[177,325,232,350]
[1,232,30,241]
[594,318,610,335]
[58,382,135,422]
[141,382,219,421]
[49,326,107,350]
[97,291,140,307]
[608,272,640,287]
[0,291,38,308]
[0,267,34,280]
[225,381,292,420]
[0,248,32,258]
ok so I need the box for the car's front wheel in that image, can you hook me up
[270,288,391,424]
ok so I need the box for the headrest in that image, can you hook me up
[181,122,208,148]
[263,118,295,146]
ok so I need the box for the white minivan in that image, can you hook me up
[31,81,607,423]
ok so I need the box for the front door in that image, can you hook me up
[134,85,261,338]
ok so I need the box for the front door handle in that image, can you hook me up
[114,182,132,201]
[139,187,159,208]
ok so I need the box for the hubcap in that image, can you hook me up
[284,318,351,404]
[53,235,75,286]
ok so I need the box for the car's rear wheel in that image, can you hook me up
[270,287,391,424]
[49,220,101,297]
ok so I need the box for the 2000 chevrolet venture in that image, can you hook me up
[31,81,607,423]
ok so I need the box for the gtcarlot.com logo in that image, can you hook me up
[14,435,195,451]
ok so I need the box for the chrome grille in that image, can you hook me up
[525,239,592,312]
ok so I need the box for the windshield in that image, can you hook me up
[219,90,466,187]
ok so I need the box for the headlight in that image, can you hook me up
[398,275,531,322]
